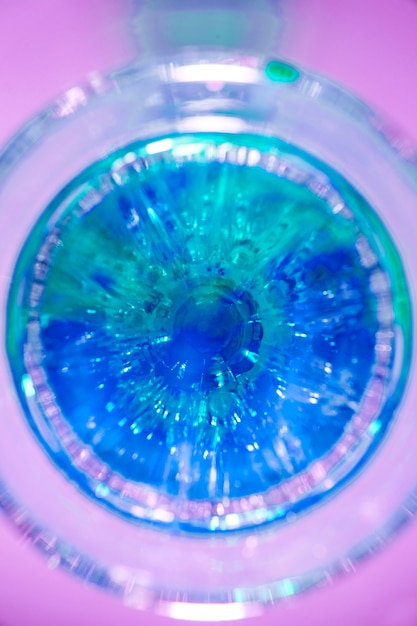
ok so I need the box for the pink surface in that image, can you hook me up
[1,1,417,625]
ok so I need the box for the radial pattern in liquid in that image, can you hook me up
[7,133,410,532]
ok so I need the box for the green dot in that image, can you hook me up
[368,420,382,436]
[265,60,300,83]
[95,483,110,498]
[21,374,35,398]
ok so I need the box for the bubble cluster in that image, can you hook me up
[7,133,408,532]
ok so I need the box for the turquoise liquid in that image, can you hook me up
[7,133,411,532]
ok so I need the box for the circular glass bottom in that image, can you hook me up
[6,132,410,533]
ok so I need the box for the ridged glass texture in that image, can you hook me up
[7,132,409,533]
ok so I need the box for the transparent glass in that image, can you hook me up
[0,50,417,620]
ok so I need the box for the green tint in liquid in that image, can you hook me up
[7,133,411,532]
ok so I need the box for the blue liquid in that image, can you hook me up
[7,134,411,532]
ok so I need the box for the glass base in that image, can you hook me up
[7,132,408,533]
[0,52,415,616]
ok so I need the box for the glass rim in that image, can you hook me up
[0,51,416,618]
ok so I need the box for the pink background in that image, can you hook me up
[1,1,417,624]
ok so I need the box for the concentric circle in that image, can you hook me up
[6,132,410,533]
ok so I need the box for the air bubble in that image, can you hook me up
[7,133,410,532]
